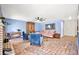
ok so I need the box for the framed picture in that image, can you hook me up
[45,23,55,30]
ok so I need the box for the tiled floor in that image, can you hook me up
[9,36,78,55]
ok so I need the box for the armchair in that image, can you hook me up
[29,33,43,46]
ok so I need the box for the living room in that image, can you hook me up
[0,4,78,55]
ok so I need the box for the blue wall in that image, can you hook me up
[35,23,43,32]
[34,19,62,34]
[5,18,43,33]
[5,18,26,33]
[55,20,61,33]
[34,19,62,36]
[5,18,62,36]
[43,19,62,33]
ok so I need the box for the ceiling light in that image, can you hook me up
[77,15,79,19]
[68,16,72,20]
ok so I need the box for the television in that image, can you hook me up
[45,23,55,30]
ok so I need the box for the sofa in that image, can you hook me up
[7,32,21,39]
[40,30,56,38]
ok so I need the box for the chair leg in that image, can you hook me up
[30,43,32,45]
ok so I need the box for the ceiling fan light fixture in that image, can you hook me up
[35,17,46,22]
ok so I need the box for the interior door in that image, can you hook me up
[26,22,35,34]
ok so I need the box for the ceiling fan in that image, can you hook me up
[35,17,46,22]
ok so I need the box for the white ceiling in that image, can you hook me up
[1,4,78,21]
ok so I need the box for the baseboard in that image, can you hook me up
[63,35,76,37]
